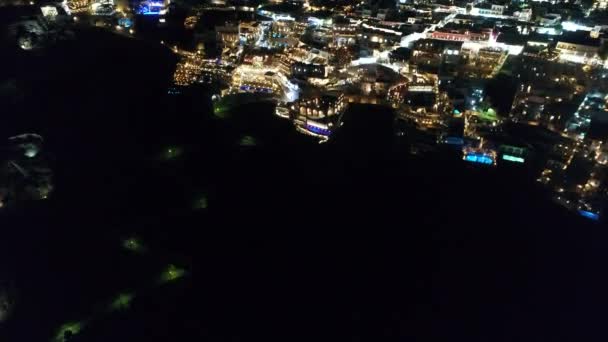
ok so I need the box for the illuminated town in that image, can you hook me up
[1,0,608,339]
[8,0,605,219]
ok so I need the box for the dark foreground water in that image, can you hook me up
[0,28,607,342]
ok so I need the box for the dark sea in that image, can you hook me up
[0,27,607,342]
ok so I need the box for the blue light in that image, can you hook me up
[306,124,331,136]
[138,1,164,15]
[118,18,133,27]
[578,210,599,221]
[464,153,493,165]
[138,6,158,14]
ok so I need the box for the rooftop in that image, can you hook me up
[413,38,463,52]
[438,22,494,34]
[557,31,602,47]
[496,31,552,45]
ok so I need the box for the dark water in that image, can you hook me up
[1,28,607,342]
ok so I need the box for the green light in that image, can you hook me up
[110,292,134,311]
[54,321,84,342]
[239,135,257,146]
[122,237,144,253]
[160,264,186,283]
[478,108,498,121]
[162,146,182,160]
[502,154,525,163]
[193,195,208,209]
[213,105,229,119]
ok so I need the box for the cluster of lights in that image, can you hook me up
[137,1,166,15]
[67,0,89,13]
[184,16,197,29]
[173,53,206,86]
[230,65,299,101]
[77,0,593,226]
